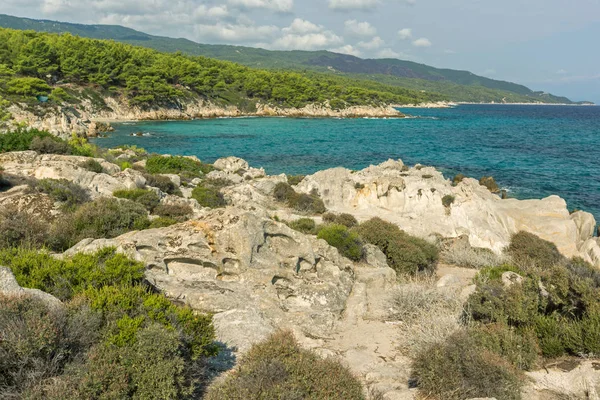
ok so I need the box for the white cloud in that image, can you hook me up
[412,37,432,47]
[398,28,412,40]
[333,45,362,57]
[193,22,280,43]
[227,0,293,12]
[344,19,376,37]
[273,19,343,50]
[444,49,457,54]
[273,32,344,50]
[405,0,416,5]
[377,48,400,58]
[328,0,380,11]
[482,69,497,76]
[283,18,322,34]
[556,69,568,75]
[358,36,384,49]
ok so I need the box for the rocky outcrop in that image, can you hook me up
[0,151,140,197]
[291,159,600,266]
[64,208,395,349]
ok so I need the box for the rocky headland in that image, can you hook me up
[2,148,600,399]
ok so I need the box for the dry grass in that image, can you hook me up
[389,277,465,358]
[441,245,509,269]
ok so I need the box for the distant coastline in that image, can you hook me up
[397,101,596,109]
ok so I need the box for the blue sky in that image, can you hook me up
[3,0,599,103]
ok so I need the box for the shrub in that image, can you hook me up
[2,247,144,301]
[29,136,72,154]
[441,194,455,208]
[113,188,160,211]
[355,217,439,275]
[0,248,217,399]
[191,184,226,208]
[154,204,193,221]
[506,231,563,269]
[29,178,90,209]
[286,174,305,185]
[0,128,68,153]
[0,295,69,396]
[146,155,213,177]
[442,246,508,269]
[323,212,358,228]
[479,176,500,193]
[452,173,466,185]
[0,207,49,249]
[412,331,523,400]
[205,331,364,400]
[80,159,103,173]
[144,173,182,196]
[47,198,149,250]
[470,323,539,370]
[148,217,179,228]
[7,77,51,96]
[68,135,96,157]
[273,182,326,214]
[287,218,317,234]
[317,224,363,261]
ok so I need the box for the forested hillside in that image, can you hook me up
[0,27,446,118]
[0,13,582,104]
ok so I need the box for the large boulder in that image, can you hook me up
[0,266,63,311]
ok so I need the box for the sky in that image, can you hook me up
[3,0,600,103]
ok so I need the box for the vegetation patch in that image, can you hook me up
[273,182,326,214]
[317,224,363,261]
[441,194,455,208]
[113,188,160,212]
[154,203,193,221]
[144,173,182,196]
[191,182,226,208]
[286,218,317,235]
[0,247,216,399]
[205,331,364,400]
[29,178,89,210]
[146,155,213,178]
[80,158,104,173]
[355,217,439,275]
[322,212,358,228]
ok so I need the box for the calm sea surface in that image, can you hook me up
[92,105,600,222]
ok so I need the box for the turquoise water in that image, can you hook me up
[93,105,600,222]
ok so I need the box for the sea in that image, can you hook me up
[92,104,600,223]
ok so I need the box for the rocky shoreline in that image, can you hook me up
[2,150,600,398]
[6,97,404,139]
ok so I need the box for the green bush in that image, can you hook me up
[323,212,358,228]
[206,331,364,400]
[317,224,363,261]
[287,218,317,234]
[144,173,182,196]
[191,184,226,208]
[442,194,455,208]
[412,331,523,400]
[2,247,143,301]
[29,178,90,209]
[146,155,213,177]
[0,247,217,399]
[0,128,67,153]
[29,136,72,154]
[80,159,104,173]
[507,231,563,269]
[7,77,51,96]
[47,198,150,251]
[273,182,326,214]
[148,217,179,228]
[452,173,466,185]
[355,217,439,275]
[0,207,49,249]
[154,203,193,221]
[113,188,160,211]
[470,323,539,370]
